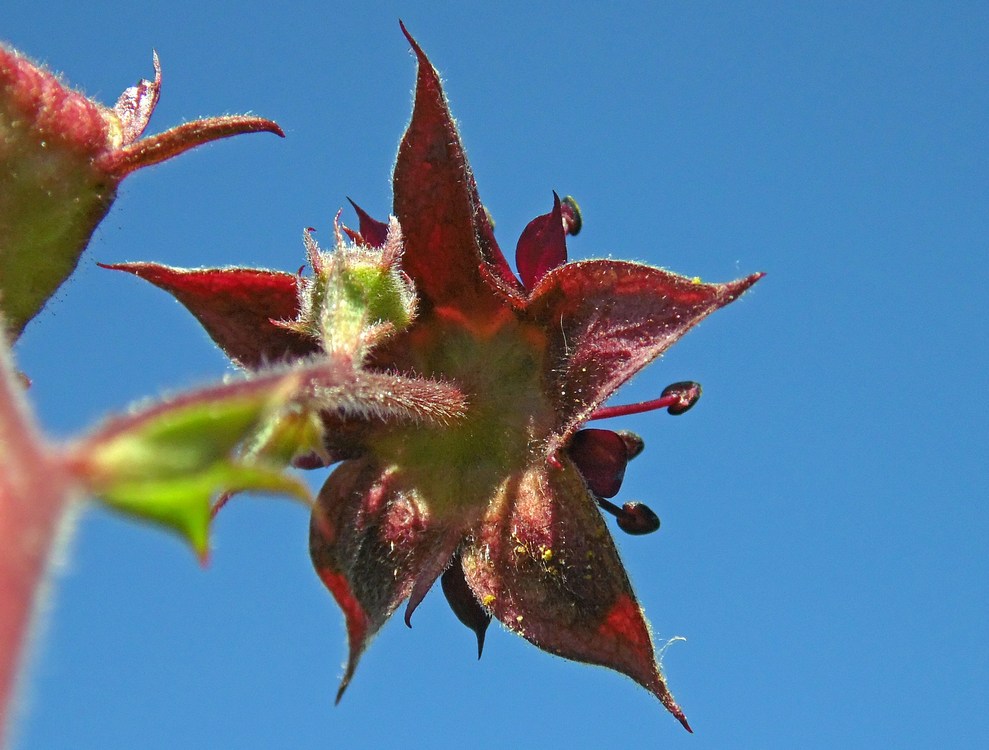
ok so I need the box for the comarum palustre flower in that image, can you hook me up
[105,24,762,731]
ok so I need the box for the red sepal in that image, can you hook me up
[309,459,467,701]
[526,261,763,450]
[393,23,523,317]
[100,262,318,368]
[461,463,691,730]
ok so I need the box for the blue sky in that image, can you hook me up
[4,2,988,748]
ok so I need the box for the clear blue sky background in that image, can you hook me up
[4,2,987,748]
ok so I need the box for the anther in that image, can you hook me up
[588,381,702,421]
[560,195,582,236]
[597,498,661,535]
[616,502,661,535]
[662,381,702,416]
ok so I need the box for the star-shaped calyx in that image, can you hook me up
[104,23,762,732]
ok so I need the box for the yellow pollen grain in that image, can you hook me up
[541,548,554,562]
[692,276,702,284]
[516,615,524,622]
[482,594,496,607]
[514,544,526,555]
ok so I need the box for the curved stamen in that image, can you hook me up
[589,381,701,421]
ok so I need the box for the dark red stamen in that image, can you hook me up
[596,498,661,535]
[589,381,701,420]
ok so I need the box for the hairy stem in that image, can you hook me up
[0,336,74,743]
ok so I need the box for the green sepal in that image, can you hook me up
[78,373,309,557]
[342,262,413,334]
[89,394,273,483]
[99,462,309,559]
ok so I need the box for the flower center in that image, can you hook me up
[370,307,556,516]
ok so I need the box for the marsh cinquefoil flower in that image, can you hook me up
[106,25,761,731]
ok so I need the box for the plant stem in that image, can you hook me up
[0,337,74,745]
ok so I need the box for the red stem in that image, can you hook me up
[0,340,74,742]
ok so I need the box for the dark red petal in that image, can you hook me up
[346,198,389,248]
[100,262,318,368]
[461,463,690,730]
[566,428,628,499]
[526,260,763,452]
[309,459,465,702]
[113,50,161,145]
[404,535,461,628]
[441,553,491,659]
[516,192,568,290]
[393,23,524,315]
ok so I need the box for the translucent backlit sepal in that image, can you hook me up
[309,458,472,702]
[461,463,691,732]
[392,22,523,316]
